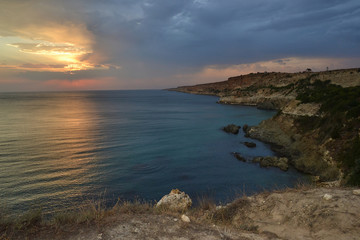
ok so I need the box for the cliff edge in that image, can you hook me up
[170,68,360,185]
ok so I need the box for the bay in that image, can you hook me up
[0,90,307,214]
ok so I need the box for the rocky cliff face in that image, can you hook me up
[170,68,360,184]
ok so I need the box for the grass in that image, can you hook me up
[0,208,43,239]
[296,79,360,117]
[0,197,155,239]
[1,183,321,239]
[339,137,360,185]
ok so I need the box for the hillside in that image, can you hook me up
[170,68,360,185]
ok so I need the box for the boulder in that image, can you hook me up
[232,152,247,162]
[323,194,333,201]
[181,214,191,223]
[243,124,249,133]
[223,124,241,134]
[244,142,256,148]
[353,189,360,196]
[252,156,289,171]
[156,189,192,212]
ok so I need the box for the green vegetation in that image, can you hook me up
[295,78,360,185]
[297,79,360,118]
[340,137,360,185]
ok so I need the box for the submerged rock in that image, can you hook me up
[252,156,289,171]
[232,152,247,162]
[156,189,192,212]
[223,124,241,134]
[244,142,256,148]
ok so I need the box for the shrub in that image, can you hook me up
[340,137,360,186]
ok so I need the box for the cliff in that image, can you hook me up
[170,68,360,185]
[6,187,360,240]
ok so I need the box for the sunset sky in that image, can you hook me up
[0,0,360,92]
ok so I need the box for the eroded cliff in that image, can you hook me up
[170,68,360,185]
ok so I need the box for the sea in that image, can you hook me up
[0,90,308,215]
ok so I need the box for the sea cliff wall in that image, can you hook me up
[169,68,360,185]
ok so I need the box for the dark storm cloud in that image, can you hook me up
[4,0,358,67]
[1,0,360,90]
[69,0,360,69]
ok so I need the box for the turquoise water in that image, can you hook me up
[0,90,307,214]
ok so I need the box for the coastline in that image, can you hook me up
[2,74,360,239]
[168,68,360,185]
[168,89,335,183]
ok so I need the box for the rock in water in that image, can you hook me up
[252,156,289,171]
[232,152,247,162]
[223,124,241,134]
[244,142,256,148]
[243,124,249,133]
[156,189,192,212]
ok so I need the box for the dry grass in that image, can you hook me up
[0,196,156,239]
[196,195,216,211]
[1,184,316,238]
[0,208,43,239]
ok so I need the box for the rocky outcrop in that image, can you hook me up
[169,68,360,184]
[223,124,241,134]
[243,124,249,133]
[247,114,340,181]
[244,142,256,148]
[156,189,192,212]
[232,152,246,162]
[252,156,289,171]
[282,100,321,117]
[212,187,360,240]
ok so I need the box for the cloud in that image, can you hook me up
[0,0,360,91]
[7,42,90,56]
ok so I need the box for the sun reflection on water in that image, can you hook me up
[0,93,103,213]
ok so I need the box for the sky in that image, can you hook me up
[0,0,360,92]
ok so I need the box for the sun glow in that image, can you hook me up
[5,39,94,72]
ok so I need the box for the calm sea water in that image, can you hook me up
[0,90,307,214]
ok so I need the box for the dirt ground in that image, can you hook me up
[62,214,269,240]
[215,187,360,240]
[7,187,360,240]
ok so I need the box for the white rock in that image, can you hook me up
[181,214,191,223]
[323,194,333,200]
[216,205,224,210]
[156,189,192,211]
[353,189,360,195]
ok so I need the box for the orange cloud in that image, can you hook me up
[14,23,93,49]
[1,22,122,72]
